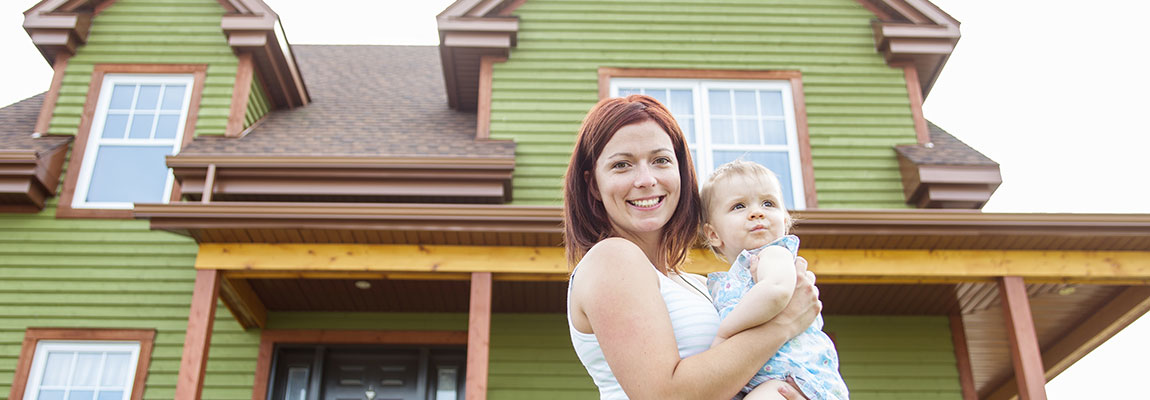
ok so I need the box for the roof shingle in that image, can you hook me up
[181,45,513,159]
[895,121,998,166]
[0,93,71,155]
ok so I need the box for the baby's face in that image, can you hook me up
[704,174,790,261]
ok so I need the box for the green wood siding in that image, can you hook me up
[0,192,264,399]
[489,314,595,399]
[494,0,918,208]
[826,315,963,400]
[46,0,238,137]
[243,72,271,129]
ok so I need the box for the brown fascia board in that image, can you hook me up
[134,203,1150,243]
[22,3,92,63]
[897,154,1002,209]
[221,2,309,108]
[863,0,960,97]
[437,1,519,110]
[166,155,516,203]
[0,144,68,210]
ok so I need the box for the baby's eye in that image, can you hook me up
[731,202,745,210]
[762,200,775,208]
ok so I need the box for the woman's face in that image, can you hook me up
[592,120,682,241]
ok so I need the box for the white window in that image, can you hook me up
[612,79,807,210]
[22,341,141,400]
[73,74,194,209]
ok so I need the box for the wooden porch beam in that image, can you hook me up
[175,269,220,400]
[987,285,1150,400]
[466,272,492,400]
[949,314,977,400]
[997,276,1047,400]
[218,276,267,329]
[195,244,1150,284]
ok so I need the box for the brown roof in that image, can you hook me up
[0,93,71,155]
[895,121,998,166]
[181,45,513,158]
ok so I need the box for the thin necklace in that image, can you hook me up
[677,273,710,300]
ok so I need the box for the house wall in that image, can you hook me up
[492,0,918,208]
[827,315,964,400]
[0,194,265,399]
[46,0,239,137]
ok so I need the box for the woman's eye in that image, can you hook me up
[654,156,673,165]
[611,161,630,169]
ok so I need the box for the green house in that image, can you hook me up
[1,1,1148,399]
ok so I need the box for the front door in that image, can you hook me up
[268,346,466,400]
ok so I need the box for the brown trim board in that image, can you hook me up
[597,68,817,207]
[476,56,507,139]
[56,64,207,219]
[901,63,930,145]
[35,53,71,134]
[226,53,254,137]
[175,269,220,400]
[250,330,469,400]
[8,328,156,400]
[950,314,978,400]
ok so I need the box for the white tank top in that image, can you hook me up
[567,266,722,399]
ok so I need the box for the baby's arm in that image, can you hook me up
[713,246,798,346]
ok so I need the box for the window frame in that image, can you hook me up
[72,73,195,210]
[56,64,206,219]
[23,341,142,400]
[609,74,813,210]
[8,328,156,400]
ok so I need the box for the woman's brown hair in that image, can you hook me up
[562,95,702,273]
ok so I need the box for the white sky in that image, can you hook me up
[1,0,1147,397]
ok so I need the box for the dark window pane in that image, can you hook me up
[85,145,173,204]
[161,84,186,110]
[109,85,135,110]
[135,85,161,110]
[101,114,129,139]
[154,115,180,139]
[128,114,155,139]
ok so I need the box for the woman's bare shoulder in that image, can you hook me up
[577,238,655,279]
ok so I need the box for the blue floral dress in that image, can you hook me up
[706,235,849,400]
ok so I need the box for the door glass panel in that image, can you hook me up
[434,367,458,400]
[285,367,309,400]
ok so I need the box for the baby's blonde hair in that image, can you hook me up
[700,160,794,232]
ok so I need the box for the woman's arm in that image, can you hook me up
[571,239,820,400]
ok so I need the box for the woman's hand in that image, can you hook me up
[761,256,821,339]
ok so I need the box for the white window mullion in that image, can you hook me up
[695,81,712,179]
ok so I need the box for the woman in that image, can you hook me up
[565,95,822,399]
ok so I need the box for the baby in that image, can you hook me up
[701,160,848,400]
